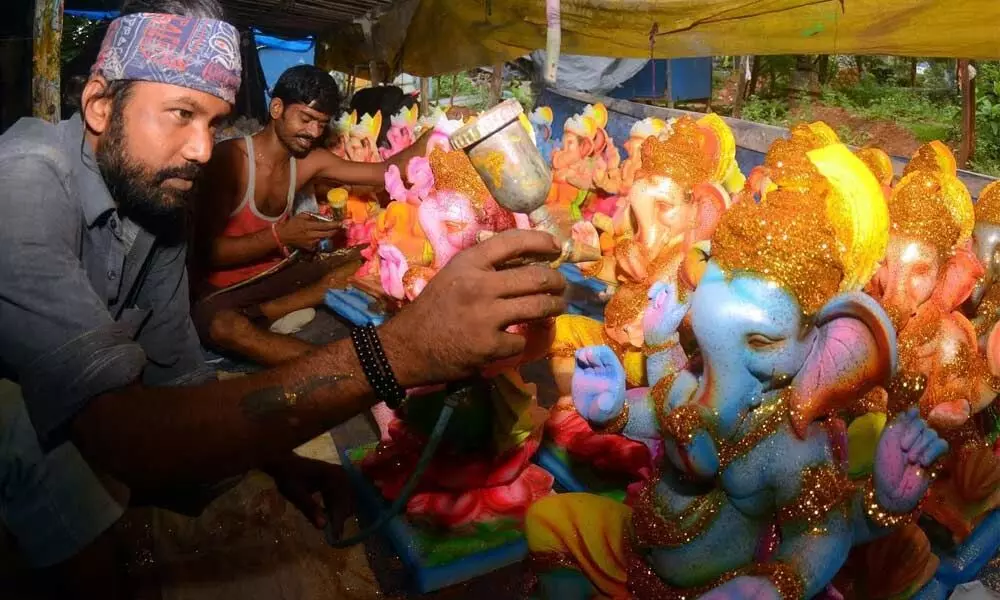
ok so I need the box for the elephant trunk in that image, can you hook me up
[693,360,762,441]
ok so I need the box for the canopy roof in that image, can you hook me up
[66,0,1000,77]
[317,0,1000,77]
[65,0,398,37]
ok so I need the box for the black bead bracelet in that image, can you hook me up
[351,325,407,410]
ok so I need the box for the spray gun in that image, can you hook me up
[450,99,602,266]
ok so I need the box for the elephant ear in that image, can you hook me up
[688,182,729,245]
[931,243,985,312]
[788,292,897,438]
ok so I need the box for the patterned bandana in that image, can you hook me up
[92,12,242,104]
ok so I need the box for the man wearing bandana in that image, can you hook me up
[0,0,566,591]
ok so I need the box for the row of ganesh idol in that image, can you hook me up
[322,100,1000,600]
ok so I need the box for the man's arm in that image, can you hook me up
[72,330,389,489]
[197,140,343,269]
[72,229,567,490]
[302,131,431,187]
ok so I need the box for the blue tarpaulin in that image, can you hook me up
[256,34,315,100]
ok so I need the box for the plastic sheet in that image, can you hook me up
[318,0,1000,77]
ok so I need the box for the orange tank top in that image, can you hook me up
[206,135,297,289]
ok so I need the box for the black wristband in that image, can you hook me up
[351,325,407,410]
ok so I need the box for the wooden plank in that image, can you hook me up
[31,0,63,124]
[546,87,997,198]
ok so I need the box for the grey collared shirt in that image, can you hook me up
[0,114,213,446]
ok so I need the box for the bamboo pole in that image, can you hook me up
[32,0,64,123]
[419,77,429,116]
[488,62,504,107]
[544,0,561,86]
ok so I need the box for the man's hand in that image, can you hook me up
[381,230,568,387]
[265,453,355,535]
[275,213,342,251]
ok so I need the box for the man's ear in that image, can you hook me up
[81,76,113,135]
[270,98,284,120]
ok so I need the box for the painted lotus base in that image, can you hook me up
[339,443,531,593]
[534,443,631,502]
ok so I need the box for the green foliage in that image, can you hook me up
[921,59,954,89]
[509,80,534,110]
[909,122,955,143]
[820,76,960,143]
[741,97,790,126]
[432,71,481,101]
[756,56,798,96]
[61,15,103,67]
[974,62,1000,176]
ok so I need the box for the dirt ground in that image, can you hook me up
[789,104,923,157]
[713,72,935,157]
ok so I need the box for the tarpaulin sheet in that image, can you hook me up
[317,0,1000,77]
[529,52,648,95]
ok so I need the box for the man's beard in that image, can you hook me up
[277,127,318,159]
[96,112,201,241]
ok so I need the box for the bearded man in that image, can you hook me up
[0,0,567,594]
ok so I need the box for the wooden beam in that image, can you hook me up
[32,0,63,123]
[958,59,975,169]
[419,77,429,116]
[488,62,504,107]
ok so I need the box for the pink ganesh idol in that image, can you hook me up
[379,104,419,160]
[328,110,383,246]
[352,114,479,296]
[548,103,621,224]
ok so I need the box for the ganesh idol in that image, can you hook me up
[547,102,621,224]
[326,110,384,245]
[543,114,743,483]
[866,142,999,430]
[526,136,949,600]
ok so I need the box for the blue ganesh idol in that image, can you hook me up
[524,138,953,600]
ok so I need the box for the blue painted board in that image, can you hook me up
[608,58,713,102]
